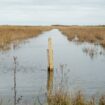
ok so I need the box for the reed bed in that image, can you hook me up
[57,26,105,47]
[0,25,52,50]
[1,25,105,50]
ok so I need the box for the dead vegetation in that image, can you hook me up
[1,25,105,51]
[0,25,52,50]
[57,26,105,47]
[48,90,105,105]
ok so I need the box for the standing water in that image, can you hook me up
[0,29,105,105]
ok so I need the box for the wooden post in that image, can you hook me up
[47,38,54,71]
[47,37,54,98]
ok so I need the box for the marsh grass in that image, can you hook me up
[48,89,105,105]
[0,25,52,50]
[1,25,105,50]
[57,26,105,47]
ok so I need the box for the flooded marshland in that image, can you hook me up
[0,29,105,105]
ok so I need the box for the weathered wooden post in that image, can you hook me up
[47,38,54,97]
[47,38,54,71]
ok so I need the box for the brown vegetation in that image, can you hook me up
[0,25,52,50]
[48,90,105,105]
[1,25,105,51]
[57,26,105,47]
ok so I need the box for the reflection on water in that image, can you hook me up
[82,44,105,59]
[47,70,53,96]
[0,39,29,53]
[0,44,11,52]
[0,29,105,104]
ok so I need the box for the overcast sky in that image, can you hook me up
[0,0,105,25]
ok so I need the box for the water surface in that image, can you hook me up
[0,29,105,104]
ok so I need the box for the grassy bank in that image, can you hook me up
[0,25,52,50]
[57,26,105,47]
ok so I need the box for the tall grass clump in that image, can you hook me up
[48,88,70,105]
[47,89,105,105]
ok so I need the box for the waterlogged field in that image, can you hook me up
[57,26,105,47]
[0,27,105,105]
[0,26,52,51]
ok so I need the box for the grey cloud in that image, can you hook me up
[0,0,105,25]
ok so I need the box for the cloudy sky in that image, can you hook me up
[0,0,105,25]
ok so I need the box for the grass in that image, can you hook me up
[0,25,52,50]
[1,25,105,50]
[48,90,105,105]
[57,26,105,47]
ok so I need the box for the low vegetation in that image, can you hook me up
[48,90,105,105]
[0,25,52,50]
[57,26,105,47]
[0,25,105,50]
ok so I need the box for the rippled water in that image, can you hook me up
[0,29,105,105]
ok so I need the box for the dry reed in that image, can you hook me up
[0,25,52,50]
[57,26,105,47]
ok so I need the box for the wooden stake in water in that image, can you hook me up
[47,38,54,98]
[47,38,54,71]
